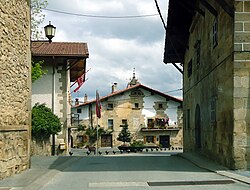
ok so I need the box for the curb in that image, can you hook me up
[177,153,250,185]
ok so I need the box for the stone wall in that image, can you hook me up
[234,0,250,169]
[183,0,236,168]
[31,138,51,156]
[0,0,31,179]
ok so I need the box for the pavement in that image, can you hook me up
[178,152,250,185]
[0,149,249,189]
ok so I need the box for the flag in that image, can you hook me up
[73,74,85,92]
[71,68,91,92]
[96,90,101,118]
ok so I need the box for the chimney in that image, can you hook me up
[75,98,79,106]
[112,82,117,93]
[84,94,88,103]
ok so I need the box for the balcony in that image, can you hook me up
[71,113,80,126]
[141,125,181,132]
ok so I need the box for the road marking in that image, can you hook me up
[89,182,148,188]
[148,180,235,186]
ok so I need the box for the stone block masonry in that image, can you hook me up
[234,0,250,170]
[0,0,31,179]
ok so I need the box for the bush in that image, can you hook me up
[32,103,61,139]
[130,140,144,147]
[85,126,108,144]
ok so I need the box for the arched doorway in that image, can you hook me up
[195,104,202,149]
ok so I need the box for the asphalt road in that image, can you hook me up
[0,150,249,190]
[38,152,249,190]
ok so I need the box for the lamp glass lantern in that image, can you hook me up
[44,21,56,43]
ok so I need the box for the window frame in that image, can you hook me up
[212,18,218,48]
[108,119,114,130]
[121,119,128,126]
[107,103,114,110]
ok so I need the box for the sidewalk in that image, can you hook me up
[0,156,80,190]
[179,152,250,185]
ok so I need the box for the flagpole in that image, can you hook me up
[96,117,98,156]
[95,90,101,156]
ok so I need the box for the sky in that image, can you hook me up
[41,0,182,102]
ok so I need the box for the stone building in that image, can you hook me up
[0,0,31,179]
[164,0,250,169]
[71,75,183,148]
[31,42,89,155]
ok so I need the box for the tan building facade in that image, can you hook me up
[31,42,89,155]
[0,0,31,179]
[72,82,183,148]
[164,0,250,169]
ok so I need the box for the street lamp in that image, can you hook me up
[44,21,56,43]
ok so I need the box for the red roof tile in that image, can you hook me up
[74,84,182,108]
[31,41,89,57]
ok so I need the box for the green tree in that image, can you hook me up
[117,124,131,144]
[31,60,47,82]
[77,124,86,132]
[32,103,61,139]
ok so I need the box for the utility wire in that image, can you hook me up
[43,8,158,19]
[154,0,183,73]
[154,0,167,31]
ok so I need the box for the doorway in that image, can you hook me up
[101,134,112,147]
[159,135,170,148]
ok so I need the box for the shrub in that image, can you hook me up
[32,103,61,139]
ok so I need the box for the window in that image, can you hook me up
[77,108,81,113]
[134,103,139,108]
[210,98,216,123]
[196,40,201,66]
[77,135,83,143]
[158,103,163,109]
[121,119,128,126]
[146,136,155,143]
[212,18,218,48]
[108,119,113,130]
[188,60,192,77]
[147,119,154,128]
[155,118,166,127]
[107,103,113,110]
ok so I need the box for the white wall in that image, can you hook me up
[32,64,63,119]
[72,106,89,120]
[32,65,53,108]
[142,89,180,125]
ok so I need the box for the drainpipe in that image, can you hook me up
[52,56,56,156]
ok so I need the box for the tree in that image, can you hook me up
[117,124,131,144]
[85,126,110,144]
[31,60,47,83]
[32,103,61,139]
[31,0,48,40]
[31,0,48,82]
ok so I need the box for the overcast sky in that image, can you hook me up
[41,0,182,102]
